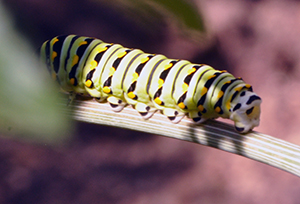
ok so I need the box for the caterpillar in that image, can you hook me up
[40,35,261,133]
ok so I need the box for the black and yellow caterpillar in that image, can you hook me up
[40,35,261,133]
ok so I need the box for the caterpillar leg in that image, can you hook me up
[94,97,106,102]
[67,92,76,106]
[188,111,207,123]
[162,108,185,123]
[107,96,127,112]
[134,102,157,119]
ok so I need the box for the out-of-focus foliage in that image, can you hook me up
[0,3,72,143]
[137,0,205,31]
[93,0,205,37]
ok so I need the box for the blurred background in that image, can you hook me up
[0,0,300,203]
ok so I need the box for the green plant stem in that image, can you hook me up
[67,99,300,178]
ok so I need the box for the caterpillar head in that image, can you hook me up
[230,91,262,133]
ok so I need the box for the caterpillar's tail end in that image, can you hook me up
[230,91,262,133]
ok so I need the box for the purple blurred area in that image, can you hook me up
[1,0,300,203]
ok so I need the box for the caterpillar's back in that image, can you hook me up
[40,35,262,133]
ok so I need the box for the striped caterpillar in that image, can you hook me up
[40,35,261,133]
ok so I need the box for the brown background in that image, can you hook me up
[1,0,300,203]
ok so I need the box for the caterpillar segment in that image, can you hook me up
[40,35,262,133]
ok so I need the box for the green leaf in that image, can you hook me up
[150,0,205,32]
[125,0,205,33]
[0,4,72,143]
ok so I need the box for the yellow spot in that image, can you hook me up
[215,106,221,113]
[51,72,57,80]
[118,51,127,58]
[52,38,59,46]
[207,74,216,80]
[79,41,88,46]
[132,72,139,81]
[217,91,224,98]
[103,86,111,94]
[234,86,243,92]
[70,78,75,85]
[85,80,92,88]
[198,105,204,112]
[226,101,231,110]
[224,80,231,84]
[52,51,57,61]
[182,83,189,92]
[109,67,116,76]
[165,63,173,69]
[201,87,207,96]
[141,57,149,63]
[158,78,164,88]
[154,97,162,105]
[188,67,196,75]
[178,102,186,109]
[91,60,98,68]
[245,84,252,89]
[72,55,79,67]
[127,92,136,99]
[99,47,108,52]
[221,70,227,73]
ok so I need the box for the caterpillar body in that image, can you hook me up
[40,35,261,133]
